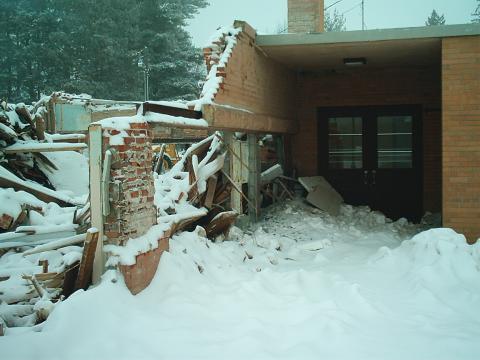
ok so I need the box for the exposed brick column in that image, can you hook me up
[102,121,157,246]
[442,36,480,243]
[288,0,324,33]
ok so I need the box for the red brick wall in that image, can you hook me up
[292,66,442,212]
[213,32,297,122]
[288,0,325,33]
[442,36,480,243]
[102,122,157,246]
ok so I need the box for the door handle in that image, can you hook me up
[372,170,376,185]
[364,170,368,185]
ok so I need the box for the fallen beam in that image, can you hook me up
[202,104,297,134]
[0,166,78,207]
[3,142,87,154]
[74,228,99,291]
[23,233,87,256]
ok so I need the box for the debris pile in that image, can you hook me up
[0,100,88,232]
[155,133,238,240]
[0,97,91,331]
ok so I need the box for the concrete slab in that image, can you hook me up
[299,176,343,216]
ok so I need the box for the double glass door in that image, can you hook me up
[318,106,422,221]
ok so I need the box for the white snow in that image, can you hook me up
[38,151,89,203]
[105,224,172,267]
[143,111,208,128]
[0,166,82,206]
[0,188,45,219]
[1,200,479,359]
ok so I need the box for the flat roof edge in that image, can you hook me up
[257,23,480,47]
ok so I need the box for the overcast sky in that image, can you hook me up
[187,0,478,46]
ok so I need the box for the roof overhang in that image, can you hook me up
[257,24,480,71]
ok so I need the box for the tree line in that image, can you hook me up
[0,0,208,104]
[325,1,480,32]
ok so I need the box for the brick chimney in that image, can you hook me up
[288,0,325,33]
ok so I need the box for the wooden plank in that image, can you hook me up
[88,124,104,284]
[74,228,99,291]
[3,142,87,154]
[101,150,112,217]
[22,233,87,256]
[204,175,218,209]
[202,103,297,134]
[33,272,59,281]
[248,134,261,222]
[142,102,202,119]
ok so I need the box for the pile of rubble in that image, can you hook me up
[0,98,92,333]
[155,133,238,240]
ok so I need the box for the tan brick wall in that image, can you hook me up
[292,67,442,212]
[442,36,480,243]
[213,32,297,121]
[288,0,325,33]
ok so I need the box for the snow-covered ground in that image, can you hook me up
[1,200,479,360]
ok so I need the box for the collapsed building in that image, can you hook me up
[1,0,480,330]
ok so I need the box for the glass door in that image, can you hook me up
[318,106,422,221]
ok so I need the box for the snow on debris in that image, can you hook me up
[2,200,479,359]
[37,151,89,203]
[97,112,208,146]
[0,188,45,220]
[105,133,223,266]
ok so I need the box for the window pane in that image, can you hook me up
[328,117,363,169]
[377,116,413,168]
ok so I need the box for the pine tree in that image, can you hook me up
[0,0,208,103]
[324,9,346,32]
[473,0,480,23]
[425,10,446,26]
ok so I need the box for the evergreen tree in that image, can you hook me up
[0,0,208,103]
[425,9,446,26]
[324,9,346,32]
[473,0,480,23]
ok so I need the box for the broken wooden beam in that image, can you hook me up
[74,228,99,291]
[3,142,87,154]
[0,166,77,207]
[142,102,203,119]
[23,233,87,256]
[204,175,218,209]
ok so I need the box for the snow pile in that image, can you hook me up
[371,228,480,296]
[0,244,83,327]
[2,200,479,359]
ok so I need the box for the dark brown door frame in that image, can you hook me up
[317,104,424,221]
